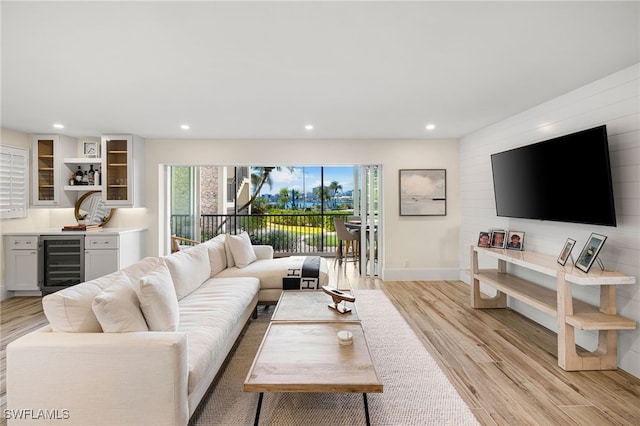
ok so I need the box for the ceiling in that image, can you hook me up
[2,1,639,140]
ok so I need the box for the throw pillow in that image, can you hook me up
[42,282,104,332]
[92,281,149,333]
[137,261,180,331]
[163,244,211,300]
[203,238,227,276]
[226,232,257,268]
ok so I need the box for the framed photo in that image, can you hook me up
[477,232,490,248]
[399,169,446,216]
[490,230,506,248]
[576,233,607,273]
[83,141,99,158]
[506,231,524,250]
[557,238,576,266]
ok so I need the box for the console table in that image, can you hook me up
[470,246,636,371]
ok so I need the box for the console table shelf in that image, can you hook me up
[470,246,636,371]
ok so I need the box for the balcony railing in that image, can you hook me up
[171,213,352,256]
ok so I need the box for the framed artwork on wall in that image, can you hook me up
[399,169,446,216]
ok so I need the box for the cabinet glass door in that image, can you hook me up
[36,139,55,202]
[104,138,129,203]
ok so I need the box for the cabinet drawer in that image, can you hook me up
[85,235,119,249]
[7,236,39,249]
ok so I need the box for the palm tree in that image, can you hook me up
[328,180,342,208]
[238,167,294,213]
[278,187,290,208]
[328,180,342,197]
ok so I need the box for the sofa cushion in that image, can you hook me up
[92,280,149,333]
[164,244,211,300]
[215,257,329,291]
[137,261,180,331]
[203,237,227,276]
[226,232,257,268]
[178,277,260,394]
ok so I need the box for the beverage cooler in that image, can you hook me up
[39,235,84,295]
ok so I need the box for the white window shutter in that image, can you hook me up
[0,145,29,219]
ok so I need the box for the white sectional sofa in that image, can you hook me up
[7,233,328,426]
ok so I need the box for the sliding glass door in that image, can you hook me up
[167,164,381,275]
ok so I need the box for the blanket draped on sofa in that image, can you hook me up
[282,256,322,290]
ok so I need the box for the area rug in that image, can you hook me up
[189,290,479,425]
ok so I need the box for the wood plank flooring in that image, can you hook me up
[1,259,639,426]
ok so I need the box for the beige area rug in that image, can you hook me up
[190,290,479,425]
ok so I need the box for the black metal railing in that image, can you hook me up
[170,213,352,256]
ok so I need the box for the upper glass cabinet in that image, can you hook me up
[101,135,145,207]
[31,135,76,207]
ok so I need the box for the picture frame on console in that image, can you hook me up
[506,231,524,250]
[557,238,576,266]
[490,230,506,248]
[477,232,490,247]
[576,233,607,273]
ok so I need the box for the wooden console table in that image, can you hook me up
[470,246,636,371]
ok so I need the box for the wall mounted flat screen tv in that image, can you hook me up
[491,125,617,227]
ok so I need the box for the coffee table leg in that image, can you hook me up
[254,392,264,426]
[363,393,371,426]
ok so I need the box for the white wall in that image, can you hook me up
[459,64,640,376]
[143,138,460,281]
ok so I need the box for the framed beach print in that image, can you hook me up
[506,231,524,250]
[399,169,446,216]
[576,233,607,273]
[490,230,506,248]
[557,238,576,266]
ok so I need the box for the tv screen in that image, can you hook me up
[491,125,617,227]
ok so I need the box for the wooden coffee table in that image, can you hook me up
[271,290,359,322]
[244,290,382,425]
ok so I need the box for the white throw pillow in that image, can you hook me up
[92,281,149,333]
[203,238,227,276]
[226,232,257,268]
[137,261,180,331]
[42,282,104,332]
[163,244,211,300]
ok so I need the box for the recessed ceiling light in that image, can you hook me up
[305,124,314,130]
[53,123,64,129]
[180,124,190,130]
[425,124,436,131]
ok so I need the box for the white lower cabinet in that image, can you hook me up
[85,235,119,281]
[5,236,40,291]
[84,232,144,281]
[4,229,145,294]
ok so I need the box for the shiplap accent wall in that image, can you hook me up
[458,63,640,377]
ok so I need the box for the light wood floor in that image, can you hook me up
[2,258,639,425]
